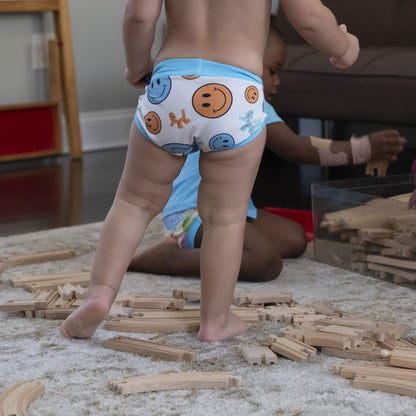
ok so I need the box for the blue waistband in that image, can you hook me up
[152,59,263,85]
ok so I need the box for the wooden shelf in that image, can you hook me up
[0,1,60,13]
[0,0,82,160]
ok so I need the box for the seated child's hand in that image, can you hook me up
[368,129,406,162]
[330,24,359,69]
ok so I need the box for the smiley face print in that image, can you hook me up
[209,133,235,151]
[147,77,172,104]
[245,86,259,104]
[192,83,233,118]
[144,112,162,135]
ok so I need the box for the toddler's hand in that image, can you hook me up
[125,68,150,89]
[368,129,406,162]
[330,24,359,69]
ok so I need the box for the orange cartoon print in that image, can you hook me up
[245,86,259,104]
[192,83,233,118]
[144,111,162,134]
[182,76,199,80]
[169,109,191,129]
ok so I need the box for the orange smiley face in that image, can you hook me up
[192,83,233,118]
[182,75,199,80]
[245,86,259,104]
[144,111,161,134]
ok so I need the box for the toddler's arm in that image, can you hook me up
[280,0,359,68]
[123,0,163,88]
[266,123,405,166]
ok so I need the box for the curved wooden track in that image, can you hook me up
[0,381,44,416]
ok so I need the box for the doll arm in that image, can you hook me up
[123,0,163,88]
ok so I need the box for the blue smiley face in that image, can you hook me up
[209,133,235,151]
[162,143,197,155]
[147,77,172,104]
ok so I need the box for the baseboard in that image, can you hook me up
[61,108,136,153]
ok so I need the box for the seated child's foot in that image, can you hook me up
[60,289,112,339]
[128,236,179,274]
[198,311,248,343]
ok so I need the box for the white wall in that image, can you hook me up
[1,0,166,151]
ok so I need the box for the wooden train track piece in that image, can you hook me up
[257,304,316,323]
[366,254,416,272]
[333,363,416,382]
[233,290,292,306]
[0,288,79,319]
[367,263,416,283]
[172,289,201,301]
[313,316,377,333]
[103,336,196,361]
[104,317,200,333]
[104,307,258,333]
[390,349,416,369]
[109,372,242,395]
[358,228,394,240]
[107,304,132,319]
[10,271,89,288]
[127,296,185,310]
[315,324,364,340]
[131,307,259,320]
[268,334,316,363]
[352,374,416,398]
[292,314,328,326]
[309,301,346,317]
[0,249,75,277]
[378,339,416,351]
[284,326,353,350]
[10,271,90,293]
[0,299,48,312]
[321,343,388,362]
[0,380,44,416]
[241,346,277,365]
[365,160,389,177]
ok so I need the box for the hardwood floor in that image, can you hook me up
[0,141,414,237]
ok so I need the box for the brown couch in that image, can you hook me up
[272,0,416,125]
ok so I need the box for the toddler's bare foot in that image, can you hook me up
[198,311,248,342]
[128,236,178,273]
[60,290,112,339]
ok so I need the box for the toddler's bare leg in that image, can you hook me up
[197,129,266,342]
[60,124,185,339]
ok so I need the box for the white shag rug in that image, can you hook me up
[1,215,416,416]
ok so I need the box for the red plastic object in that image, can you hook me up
[0,107,55,156]
[264,207,314,241]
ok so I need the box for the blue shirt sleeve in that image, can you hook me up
[264,101,283,125]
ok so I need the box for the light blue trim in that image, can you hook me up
[153,59,263,85]
[186,216,202,249]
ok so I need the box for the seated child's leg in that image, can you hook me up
[60,124,186,339]
[252,209,307,259]
[128,235,202,276]
[197,129,266,342]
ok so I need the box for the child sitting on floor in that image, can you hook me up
[128,25,406,282]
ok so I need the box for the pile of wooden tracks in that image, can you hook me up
[320,194,416,285]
